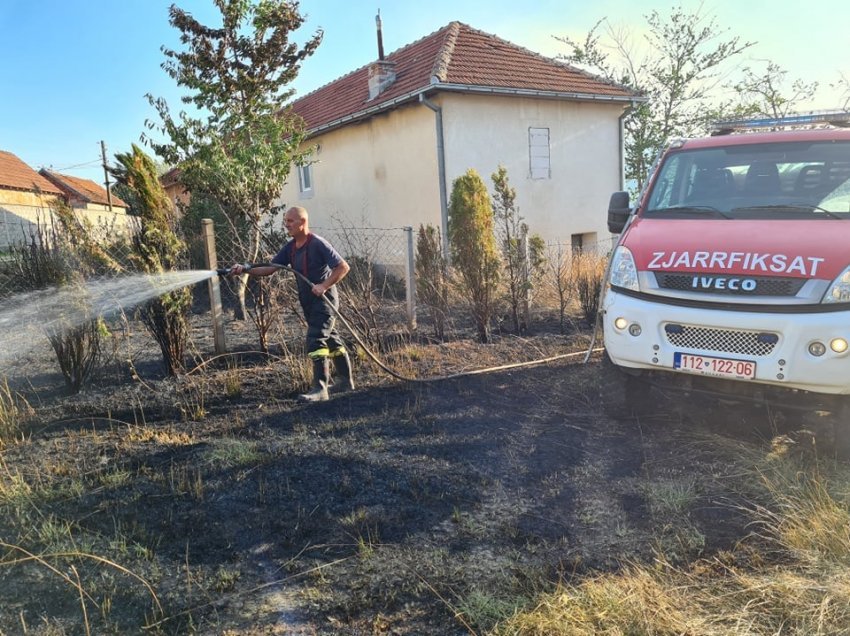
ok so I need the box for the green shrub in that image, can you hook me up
[448,169,501,343]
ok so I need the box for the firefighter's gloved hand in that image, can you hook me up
[227,263,252,276]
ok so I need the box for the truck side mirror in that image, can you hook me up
[607,191,631,233]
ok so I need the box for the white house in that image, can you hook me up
[279,21,641,258]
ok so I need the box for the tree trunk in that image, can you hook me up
[233,215,263,320]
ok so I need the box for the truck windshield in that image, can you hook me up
[644,141,850,219]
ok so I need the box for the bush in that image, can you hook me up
[572,251,608,324]
[415,224,448,341]
[448,169,501,343]
[112,145,191,375]
[9,226,105,393]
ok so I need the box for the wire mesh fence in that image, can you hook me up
[0,206,613,361]
[0,203,140,299]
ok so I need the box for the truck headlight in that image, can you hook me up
[609,246,639,292]
[822,266,850,303]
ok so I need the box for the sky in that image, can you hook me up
[1,0,848,185]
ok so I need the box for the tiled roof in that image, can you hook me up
[160,166,182,188]
[0,150,63,195]
[40,170,128,208]
[289,22,638,132]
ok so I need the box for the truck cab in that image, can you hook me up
[602,112,850,414]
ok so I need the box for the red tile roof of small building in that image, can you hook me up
[0,150,64,195]
[289,21,638,132]
[40,170,128,208]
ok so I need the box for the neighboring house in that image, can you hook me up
[280,21,641,258]
[39,169,131,236]
[0,149,133,250]
[161,166,190,212]
[0,150,64,250]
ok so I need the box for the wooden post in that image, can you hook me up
[100,141,113,212]
[404,226,416,331]
[202,219,226,354]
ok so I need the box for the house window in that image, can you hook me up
[571,232,598,253]
[298,163,314,198]
[529,127,550,180]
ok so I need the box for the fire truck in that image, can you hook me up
[602,111,850,435]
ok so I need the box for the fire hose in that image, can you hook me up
[218,262,602,383]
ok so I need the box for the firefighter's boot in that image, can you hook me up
[299,358,330,402]
[330,350,355,394]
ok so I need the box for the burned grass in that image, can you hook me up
[0,313,846,634]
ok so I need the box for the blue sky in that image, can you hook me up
[1,0,847,185]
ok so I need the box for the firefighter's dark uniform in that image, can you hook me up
[272,233,354,400]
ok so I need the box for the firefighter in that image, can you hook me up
[230,206,353,402]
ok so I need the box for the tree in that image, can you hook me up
[831,72,850,111]
[558,7,752,190]
[415,224,448,341]
[145,0,322,320]
[111,145,191,376]
[730,62,818,119]
[491,165,528,335]
[448,170,501,344]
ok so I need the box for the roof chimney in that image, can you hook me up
[376,11,385,61]
[368,11,396,99]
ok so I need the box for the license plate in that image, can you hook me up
[673,352,756,380]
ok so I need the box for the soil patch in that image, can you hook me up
[0,312,802,634]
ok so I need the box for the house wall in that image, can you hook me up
[74,203,135,240]
[0,189,134,250]
[0,189,61,250]
[277,91,625,260]
[164,181,190,213]
[439,92,623,250]
[278,104,442,246]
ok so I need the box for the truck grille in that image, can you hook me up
[663,324,778,357]
[655,273,805,296]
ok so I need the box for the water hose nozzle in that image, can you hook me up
[216,263,252,277]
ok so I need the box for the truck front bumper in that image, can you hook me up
[602,289,850,396]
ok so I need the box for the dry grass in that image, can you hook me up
[0,376,33,446]
[570,252,607,324]
[495,454,850,636]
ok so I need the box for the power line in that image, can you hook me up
[51,158,101,171]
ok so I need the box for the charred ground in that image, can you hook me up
[0,310,810,635]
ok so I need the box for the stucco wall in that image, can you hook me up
[0,188,135,250]
[439,92,622,250]
[278,105,441,233]
[278,91,625,255]
[0,190,60,250]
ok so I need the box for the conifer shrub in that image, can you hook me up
[111,145,191,375]
[448,169,501,343]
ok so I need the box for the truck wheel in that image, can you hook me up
[832,403,850,460]
[601,354,652,419]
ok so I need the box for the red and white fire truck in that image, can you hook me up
[602,112,850,420]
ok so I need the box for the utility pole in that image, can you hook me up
[100,140,113,211]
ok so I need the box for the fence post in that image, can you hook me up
[201,219,227,354]
[404,226,417,331]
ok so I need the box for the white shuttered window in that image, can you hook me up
[529,127,550,180]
